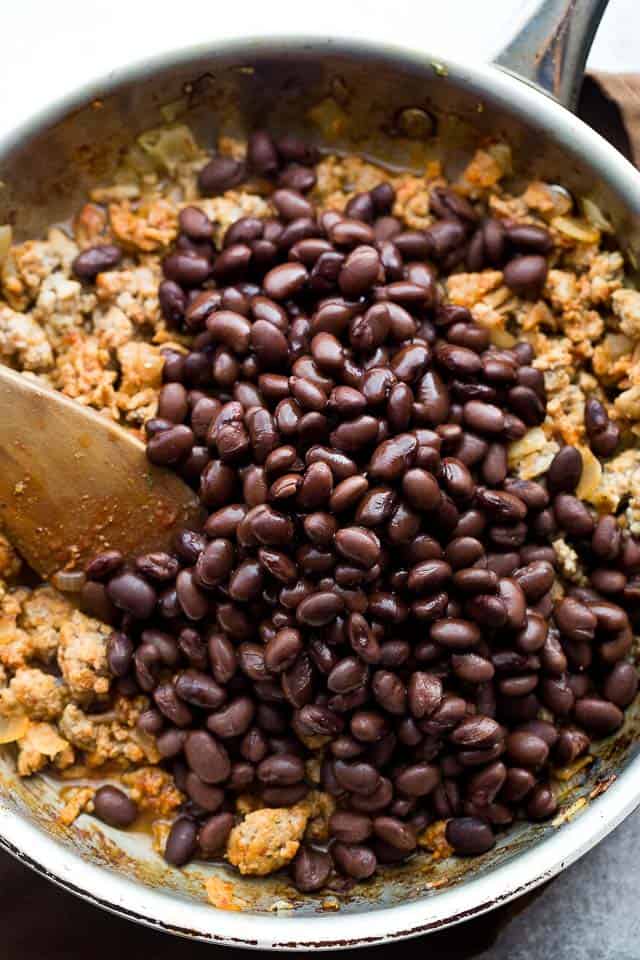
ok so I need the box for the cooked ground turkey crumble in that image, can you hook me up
[1,123,639,880]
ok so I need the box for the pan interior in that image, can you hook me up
[1,37,639,928]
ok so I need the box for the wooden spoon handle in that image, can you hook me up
[0,365,203,580]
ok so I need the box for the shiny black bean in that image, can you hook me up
[446,817,495,855]
[332,843,377,879]
[329,811,373,843]
[574,697,623,735]
[106,631,133,677]
[395,763,439,797]
[164,817,199,866]
[185,731,231,784]
[107,573,156,619]
[292,846,332,892]
[526,784,557,821]
[198,812,234,854]
[604,662,639,708]
[93,786,137,828]
[257,753,305,786]
[503,255,548,299]
[506,731,549,767]
[373,816,417,853]
[547,446,583,495]
[72,244,122,280]
[334,760,381,796]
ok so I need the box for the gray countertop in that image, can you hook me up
[478,808,640,960]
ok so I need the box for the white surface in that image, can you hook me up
[0,0,634,131]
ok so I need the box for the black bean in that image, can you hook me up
[604,662,639,708]
[371,182,396,214]
[553,495,594,538]
[243,131,278,176]
[295,704,344,738]
[72,244,122,280]
[372,671,406,714]
[280,163,317,193]
[106,631,133,678]
[513,561,555,602]
[272,188,314,222]
[408,559,452,594]
[506,223,553,254]
[137,708,164,735]
[147,425,194,465]
[176,569,209,620]
[175,669,226,709]
[178,205,212,240]
[373,816,417,853]
[158,383,189,423]
[185,731,231,783]
[93,786,137,828]
[554,729,590,766]
[195,812,234,855]
[547,446,583,495]
[184,774,223,812]
[154,682,193,727]
[292,845,332,892]
[198,155,245,195]
[329,811,373,843]
[257,753,305,786]
[591,569,626,595]
[107,573,156,619]
[554,597,597,642]
[163,252,211,286]
[507,386,545,426]
[446,817,495,855]
[431,618,480,649]
[177,626,209,669]
[503,255,548,299]
[351,710,388,743]
[263,262,308,300]
[334,527,381,569]
[506,731,549,767]
[574,697,623,735]
[526,784,557,821]
[328,657,368,694]
[334,760,380,796]
[591,422,620,458]
[332,843,377,879]
[135,552,180,583]
[297,592,344,626]
[450,715,502,748]
[424,219,467,261]
[338,245,382,298]
[164,817,199,866]
[157,728,187,758]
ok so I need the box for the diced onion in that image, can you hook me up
[0,224,12,262]
[51,570,86,593]
[0,714,29,744]
[576,445,603,501]
[581,197,614,234]
[552,215,601,245]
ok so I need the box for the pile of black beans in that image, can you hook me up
[81,130,640,892]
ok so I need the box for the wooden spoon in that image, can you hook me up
[0,365,203,582]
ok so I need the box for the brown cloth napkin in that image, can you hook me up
[0,72,637,960]
[580,72,640,162]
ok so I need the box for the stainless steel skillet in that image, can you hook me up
[1,0,640,950]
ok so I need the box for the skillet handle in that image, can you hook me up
[494,0,609,111]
